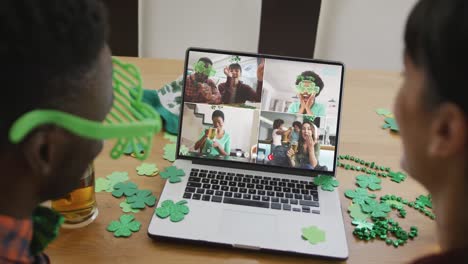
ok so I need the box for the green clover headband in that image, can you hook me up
[194,61,216,77]
[9,58,162,161]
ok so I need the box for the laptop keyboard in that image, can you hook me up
[183,168,320,214]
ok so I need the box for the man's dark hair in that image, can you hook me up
[212,110,224,121]
[229,63,242,73]
[292,121,302,129]
[296,71,324,96]
[0,0,108,149]
[199,57,213,66]
[273,119,284,129]
[405,0,468,113]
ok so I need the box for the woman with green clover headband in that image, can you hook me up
[287,71,326,117]
[184,57,222,104]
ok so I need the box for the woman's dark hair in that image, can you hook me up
[212,110,224,121]
[296,71,324,96]
[199,57,213,66]
[273,119,284,129]
[292,121,302,129]
[405,0,468,113]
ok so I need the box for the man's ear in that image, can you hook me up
[21,126,69,180]
[428,103,467,158]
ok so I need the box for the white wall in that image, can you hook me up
[139,0,418,71]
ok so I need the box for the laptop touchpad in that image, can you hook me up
[219,209,277,247]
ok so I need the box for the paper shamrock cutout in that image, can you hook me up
[155,200,190,222]
[164,132,177,143]
[126,190,157,209]
[348,203,370,221]
[388,171,407,183]
[352,219,374,230]
[123,143,144,155]
[163,143,176,162]
[119,201,140,213]
[136,163,159,176]
[384,199,404,208]
[107,171,129,184]
[179,145,189,155]
[160,166,186,183]
[360,200,392,218]
[313,175,339,191]
[356,174,382,191]
[382,117,399,132]
[415,194,432,209]
[301,226,326,245]
[96,178,113,193]
[376,108,393,117]
[112,182,138,198]
[106,214,141,237]
[344,188,376,205]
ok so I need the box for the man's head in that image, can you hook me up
[293,121,302,131]
[229,63,242,79]
[395,0,468,192]
[296,71,324,100]
[0,0,111,202]
[194,57,213,81]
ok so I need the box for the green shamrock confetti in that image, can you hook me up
[179,145,189,155]
[136,163,159,176]
[356,174,382,191]
[352,219,374,230]
[382,117,399,132]
[106,171,129,185]
[164,132,177,143]
[344,188,376,205]
[106,214,141,237]
[119,201,140,213]
[384,199,405,208]
[301,226,326,245]
[313,175,339,191]
[126,190,157,209]
[415,194,432,209]
[112,182,138,198]
[388,171,407,183]
[348,203,370,221]
[163,143,176,162]
[360,200,392,218]
[160,166,186,183]
[96,178,113,193]
[155,200,190,222]
[376,108,392,117]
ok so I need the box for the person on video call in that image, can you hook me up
[272,119,291,149]
[184,57,221,104]
[218,61,264,104]
[287,71,326,117]
[287,121,326,170]
[289,121,302,145]
[194,110,231,156]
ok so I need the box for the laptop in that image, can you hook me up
[148,48,348,259]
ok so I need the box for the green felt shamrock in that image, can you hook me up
[123,143,144,155]
[112,182,138,198]
[384,200,404,208]
[164,132,177,143]
[160,166,186,183]
[106,214,141,237]
[119,201,140,213]
[356,174,382,191]
[179,145,189,155]
[344,188,377,205]
[313,175,339,191]
[360,200,392,218]
[348,203,370,221]
[388,171,406,183]
[126,190,157,209]
[163,143,176,162]
[301,226,326,245]
[415,195,432,209]
[376,108,392,117]
[96,178,113,193]
[106,171,129,185]
[155,200,190,222]
[352,219,374,230]
[382,117,399,132]
[136,163,159,176]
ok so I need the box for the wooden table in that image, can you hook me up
[46,57,439,263]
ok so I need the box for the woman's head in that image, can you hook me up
[395,0,468,191]
[273,119,284,129]
[295,71,324,99]
[212,110,225,129]
[300,121,315,141]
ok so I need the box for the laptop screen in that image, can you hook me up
[178,49,344,174]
